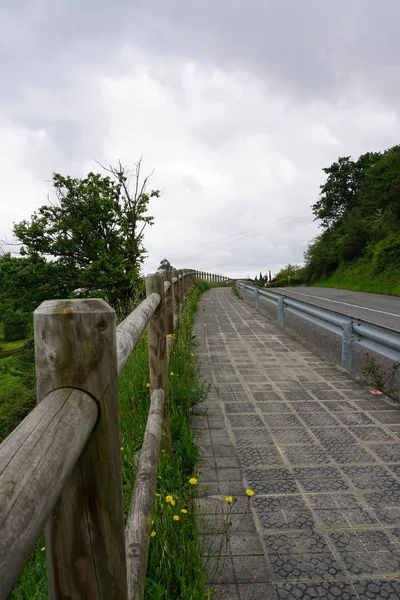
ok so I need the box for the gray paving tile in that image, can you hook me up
[193,288,400,591]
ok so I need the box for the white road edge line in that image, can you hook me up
[271,289,400,318]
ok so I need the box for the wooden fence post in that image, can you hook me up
[164,270,174,336]
[171,269,179,329]
[34,299,127,600]
[146,273,171,453]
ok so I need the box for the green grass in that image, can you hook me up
[11,282,212,599]
[313,260,400,296]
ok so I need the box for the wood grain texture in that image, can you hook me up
[125,388,164,600]
[116,292,160,376]
[0,388,97,599]
[34,298,128,600]
[164,271,174,336]
[145,275,171,454]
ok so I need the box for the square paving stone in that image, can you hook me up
[265,414,304,428]
[270,427,316,445]
[386,463,400,477]
[321,400,360,412]
[368,443,400,463]
[264,531,330,555]
[257,402,293,414]
[252,392,283,402]
[283,390,315,402]
[244,467,299,495]
[335,412,377,426]
[300,412,341,427]
[353,579,400,599]
[339,550,379,577]
[253,495,315,531]
[211,584,240,599]
[373,507,400,526]
[276,581,359,600]
[234,429,273,445]
[291,402,329,414]
[372,411,400,425]
[206,555,236,584]
[373,550,400,574]
[293,466,350,492]
[232,555,272,583]
[258,446,286,466]
[348,426,396,443]
[363,489,400,508]
[281,444,331,466]
[327,443,377,465]
[236,445,263,468]
[237,583,279,600]
[229,533,264,556]
[269,552,344,581]
[218,468,243,482]
[311,427,356,445]
[306,493,365,510]
[341,465,400,492]
[224,403,256,414]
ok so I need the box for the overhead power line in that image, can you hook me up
[172,210,312,262]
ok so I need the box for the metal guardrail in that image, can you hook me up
[236,282,400,371]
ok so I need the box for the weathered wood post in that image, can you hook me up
[164,270,174,336]
[34,299,128,600]
[146,273,171,453]
[171,269,179,329]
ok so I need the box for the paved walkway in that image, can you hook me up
[192,288,400,600]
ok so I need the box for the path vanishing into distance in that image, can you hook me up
[269,287,400,332]
[193,288,400,600]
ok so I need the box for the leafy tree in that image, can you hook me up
[3,310,30,341]
[13,161,160,306]
[158,258,174,271]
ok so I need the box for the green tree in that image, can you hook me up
[158,258,174,271]
[13,161,160,306]
[3,310,30,341]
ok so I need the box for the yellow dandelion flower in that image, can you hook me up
[165,495,174,504]
[150,530,156,538]
[170,371,174,376]
[173,515,180,521]
[181,508,187,514]
[40,547,46,552]
[120,447,124,451]
[170,498,176,506]
[246,489,255,497]
[146,383,151,388]
[225,496,234,503]
[189,477,198,485]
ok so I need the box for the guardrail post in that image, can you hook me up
[146,273,171,453]
[278,296,284,328]
[34,299,127,600]
[255,287,259,309]
[341,322,353,372]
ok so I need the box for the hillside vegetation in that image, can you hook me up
[304,144,400,294]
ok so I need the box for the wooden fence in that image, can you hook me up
[0,269,230,600]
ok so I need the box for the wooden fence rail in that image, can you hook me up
[0,269,231,600]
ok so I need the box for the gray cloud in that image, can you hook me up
[1,0,399,277]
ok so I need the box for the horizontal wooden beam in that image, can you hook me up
[0,387,98,599]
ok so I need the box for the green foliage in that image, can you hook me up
[305,144,400,287]
[362,354,400,402]
[3,311,30,342]
[13,163,159,307]
[0,342,36,443]
[158,258,174,271]
[12,283,211,599]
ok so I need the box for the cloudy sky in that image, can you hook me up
[1,0,399,278]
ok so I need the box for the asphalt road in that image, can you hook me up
[268,286,400,331]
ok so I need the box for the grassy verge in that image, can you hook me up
[11,282,211,599]
[313,261,400,296]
